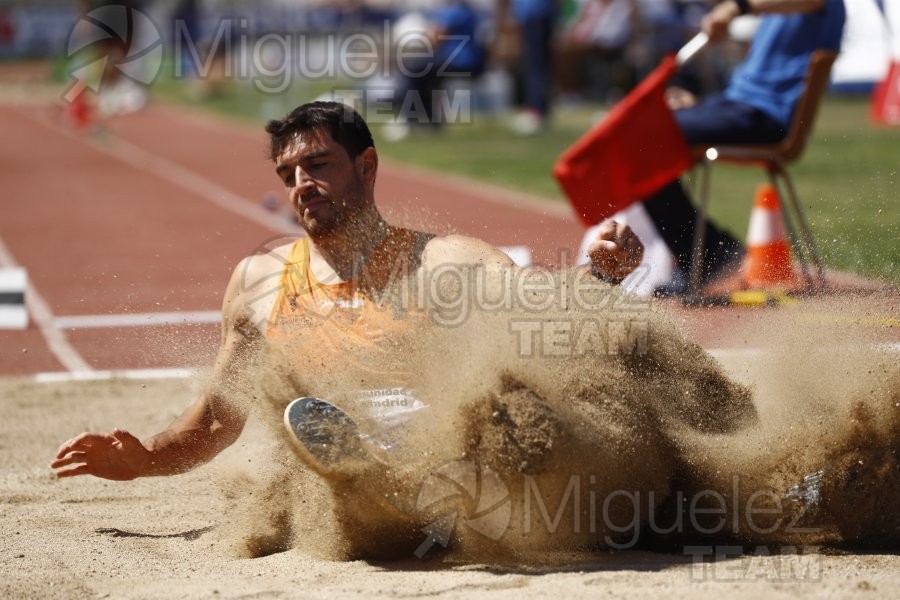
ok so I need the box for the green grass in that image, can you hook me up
[153,77,899,283]
[697,99,899,283]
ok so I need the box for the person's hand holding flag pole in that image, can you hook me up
[554,33,709,226]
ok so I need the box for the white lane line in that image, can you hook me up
[0,238,92,372]
[106,136,301,233]
[29,106,564,257]
[156,104,578,223]
[34,368,197,383]
[54,311,221,329]
[706,348,765,360]
[707,343,900,360]
[20,109,299,235]
[29,342,900,383]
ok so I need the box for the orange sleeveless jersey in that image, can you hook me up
[265,230,425,390]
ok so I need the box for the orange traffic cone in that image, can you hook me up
[871,60,900,126]
[744,184,796,288]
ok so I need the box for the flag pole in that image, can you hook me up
[554,33,710,226]
[676,32,710,67]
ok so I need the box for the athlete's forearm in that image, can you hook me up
[141,429,226,476]
[140,395,244,477]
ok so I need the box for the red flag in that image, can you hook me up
[554,56,692,226]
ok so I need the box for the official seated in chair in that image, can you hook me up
[640,0,845,294]
[392,1,487,132]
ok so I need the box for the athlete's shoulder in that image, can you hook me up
[421,234,515,268]
[222,239,301,328]
[231,240,296,292]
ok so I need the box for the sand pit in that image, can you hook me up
[3,292,899,598]
[1,376,896,599]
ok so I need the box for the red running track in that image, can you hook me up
[0,103,585,375]
[3,103,896,376]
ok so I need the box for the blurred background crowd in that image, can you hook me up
[0,0,893,131]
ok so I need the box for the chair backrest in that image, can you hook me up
[779,50,838,161]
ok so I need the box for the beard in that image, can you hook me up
[297,181,366,238]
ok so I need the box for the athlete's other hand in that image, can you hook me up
[587,219,644,281]
[51,430,151,480]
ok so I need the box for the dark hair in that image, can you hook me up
[265,101,375,162]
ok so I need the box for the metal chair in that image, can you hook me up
[688,50,839,296]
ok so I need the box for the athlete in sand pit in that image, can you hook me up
[50,101,644,481]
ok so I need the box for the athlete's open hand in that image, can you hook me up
[51,430,151,480]
[587,219,644,281]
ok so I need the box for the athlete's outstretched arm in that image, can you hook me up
[50,259,262,480]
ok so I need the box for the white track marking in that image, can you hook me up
[155,104,577,222]
[707,343,900,360]
[129,105,576,225]
[14,106,899,379]
[30,344,900,383]
[706,348,765,360]
[20,109,300,235]
[54,311,221,329]
[0,237,92,372]
[34,368,196,383]
[96,136,301,233]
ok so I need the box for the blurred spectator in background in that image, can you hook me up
[498,0,559,134]
[393,1,487,135]
[179,0,237,101]
[557,0,636,103]
[0,8,15,49]
[642,0,846,294]
[173,0,200,81]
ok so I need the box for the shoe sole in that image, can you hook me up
[283,397,368,478]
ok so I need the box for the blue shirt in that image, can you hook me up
[724,0,846,126]
[432,2,485,73]
[512,0,557,22]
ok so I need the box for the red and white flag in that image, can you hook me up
[554,56,692,226]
